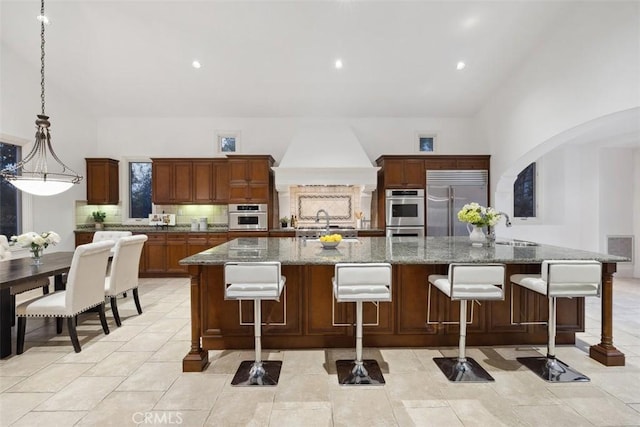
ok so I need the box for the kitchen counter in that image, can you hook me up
[181,237,627,372]
[75,225,228,233]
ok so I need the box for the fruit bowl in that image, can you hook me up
[320,240,340,249]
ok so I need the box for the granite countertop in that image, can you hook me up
[180,236,629,265]
[75,225,229,233]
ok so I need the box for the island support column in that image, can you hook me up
[589,262,625,366]
[183,265,208,372]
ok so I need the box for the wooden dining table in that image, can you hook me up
[0,251,74,358]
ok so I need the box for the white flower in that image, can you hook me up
[10,231,61,250]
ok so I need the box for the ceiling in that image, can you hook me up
[1,0,573,118]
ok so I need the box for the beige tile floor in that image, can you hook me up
[1,276,639,426]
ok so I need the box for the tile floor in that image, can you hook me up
[1,276,639,426]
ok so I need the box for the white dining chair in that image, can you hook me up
[105,235,147,326]
[16,240,114,354]
[92,230,132,243]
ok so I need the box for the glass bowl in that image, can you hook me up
[320,240,340,249]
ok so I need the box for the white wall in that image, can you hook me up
[0,45,98,252]
[476,2,640,276]
[477,2,640,182]
[95,116,482,164]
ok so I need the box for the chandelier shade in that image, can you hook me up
[0,0,83,196]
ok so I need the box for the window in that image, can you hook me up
[416,133,437,153]
[217,131,241,153]
[513,162,536,218]
[129,162,152,219]
[0,142,22,237]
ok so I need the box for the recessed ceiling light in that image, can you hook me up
[36,14,50,25]
[192,60,202,69]
[456,61,466,71]
[335,59,343,69]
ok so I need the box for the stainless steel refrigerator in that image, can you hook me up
[426,170,488,236]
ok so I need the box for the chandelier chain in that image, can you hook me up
[40,0,46,115]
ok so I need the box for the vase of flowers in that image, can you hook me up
[10,231,61,265]
[457,203,502,247]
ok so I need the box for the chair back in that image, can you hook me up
[333,263,392,302]
[449,263,506,300]
[224,261,284,300]
[65,241,113,312]
[93,231,132,243]
[0,235,11,261]
[542,260,601,297]
[106,235,147,295]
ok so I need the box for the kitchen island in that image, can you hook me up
[180,237,627,372]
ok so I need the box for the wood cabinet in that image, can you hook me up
[378,158,425,188]
[228,155,274,203]
[375,155,491,228]
[74,231,95,246]
[86,158,119,204]
[144,233,167,274]
[152,158,230,204]
[152,160,193,204]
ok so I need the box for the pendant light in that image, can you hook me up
[0,0,83,196]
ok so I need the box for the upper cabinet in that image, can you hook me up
[151,158,232,204]
[228,155,274,203]
[86,158,119,204]
[378,158,425,188]
[152,159,193,204]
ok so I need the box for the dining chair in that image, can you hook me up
[92,230,132,243]
[16,240,114,354]
[105,234,147,326]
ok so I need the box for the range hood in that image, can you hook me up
[273,125,379,192]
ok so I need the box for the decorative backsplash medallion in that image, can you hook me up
[289,185,362,228]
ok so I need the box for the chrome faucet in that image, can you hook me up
[315,209,330,231]
[488,212,512,245]
[498,212,512,227]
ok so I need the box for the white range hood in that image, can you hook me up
[273,125,379,192]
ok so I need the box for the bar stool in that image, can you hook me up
[224,261,286,386]
[428,263,506,382]
[511,260,601,382]
[332,262,392,385]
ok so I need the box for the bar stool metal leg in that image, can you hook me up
[231,299,282,386]
[336,300,385,385]
[433,300,495,382]
[517,297,589,382]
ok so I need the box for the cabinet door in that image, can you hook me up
[172,162,193,202]
[152,162,173,204]
[214,162,229,202]
[248,183,270,203]
[193,161,214,203]
[403,159,425,187]
[144,234,167,273]
[166,234,188,273]
[383,159,405,187]
[74,232,94,246]
[86,158,119,204]
[229,159,249,184]
[248,159,270,184]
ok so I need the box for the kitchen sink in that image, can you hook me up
[495,240,538,247]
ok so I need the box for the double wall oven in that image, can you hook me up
[385,189,425,237]
[228,204,268,231]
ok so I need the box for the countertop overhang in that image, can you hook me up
[180,236,629,266]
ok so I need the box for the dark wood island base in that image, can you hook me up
[181,245,625,372]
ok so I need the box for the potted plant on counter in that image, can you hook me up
[280,216,290,228]
[92,210,106,230]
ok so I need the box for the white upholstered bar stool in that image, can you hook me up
[511,260,601,382]
[224,261,286,386]
[428,263,506,382]
[332,263,392,385]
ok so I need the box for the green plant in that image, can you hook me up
[280,216,289,223]
[92,210,106,223]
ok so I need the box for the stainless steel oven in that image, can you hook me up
[386,226,425,238]
[228,204,268,231]
[385,189,425,227]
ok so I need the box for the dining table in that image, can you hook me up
[0,251,74,358]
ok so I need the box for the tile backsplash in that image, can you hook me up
[289,186,362,228]
[75,202,228,226]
